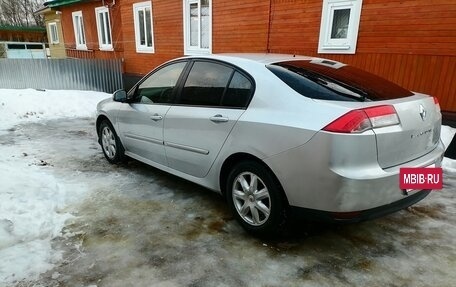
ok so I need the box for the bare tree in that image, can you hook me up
[0,0,44,27]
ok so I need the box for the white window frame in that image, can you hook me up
[133,1,155,53]
[48,22,59,44]
[318,0,363,54]
[183,0,212,55]
[72,11,87,50]
[95,6,113,51]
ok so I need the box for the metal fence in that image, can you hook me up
[0,58,123,93]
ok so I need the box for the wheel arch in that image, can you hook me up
[219,152,289,205]
[96,115,111,135]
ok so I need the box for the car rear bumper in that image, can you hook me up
[290,189,431,223]
[263,131,445,214]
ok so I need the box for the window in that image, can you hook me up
[267,60,413,101]
[180,62,232,106]
[318,0,363,54]
[48,22,59,44]
[136,62,187,104]
[95,7,112,50]
[133,1,154,53]
[183,0,212,55]
[222,72,253,108]
[179,61,254,108]
[72,11,86,50]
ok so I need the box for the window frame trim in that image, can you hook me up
[95,6,113,51]
[318,0,363,54]
[183,0,212,56]
[48,22,59,44]
[72,11,87,50]
[133,1,155,54]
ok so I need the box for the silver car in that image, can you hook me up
[96,54,444,235]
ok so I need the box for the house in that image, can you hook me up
[0,25,48,59]
[35,5,67,58]
[45,0,456,114]
[0,25,47,43]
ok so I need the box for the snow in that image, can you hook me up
[0,89,109,284]
[0,88,456,285]
[0,89,108,135]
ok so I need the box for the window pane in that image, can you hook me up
[145,7,152,47]
[50,24,58,43]
[75,17,81,44]
[331,9,350,39]
[99,12,106,44]
[181,62,233,106]
[79,16,85,44]
[139,10,145,45]
[268,61,414,101]
[223,72,253,108]
[200,1,209,49]
[138,62,187,104]
[104,12,111,44]
[189,3,198,47]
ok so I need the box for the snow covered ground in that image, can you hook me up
[0,88,456,286]
[0,89,109,284]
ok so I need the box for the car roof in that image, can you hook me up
[181,53,317,65]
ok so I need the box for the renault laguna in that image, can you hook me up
[96,54,444,235]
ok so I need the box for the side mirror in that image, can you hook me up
[113,89,127,102]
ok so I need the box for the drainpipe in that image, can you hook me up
[267,0,272,53]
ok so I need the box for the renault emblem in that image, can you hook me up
[419,104,426,121]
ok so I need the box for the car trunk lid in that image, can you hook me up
[373,94,441,168]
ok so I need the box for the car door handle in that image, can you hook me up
[150,114,163,121]
[210,114,229,123]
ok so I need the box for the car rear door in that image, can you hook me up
[163,60,254,178]
[116,61,188,166]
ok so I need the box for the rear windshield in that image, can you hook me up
[267,60,413,102]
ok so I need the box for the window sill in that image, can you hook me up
[184,48,211,56]
[318,45,355,54]
[136,48,155,54]
[75,45,88,51]
[99,47,114,52]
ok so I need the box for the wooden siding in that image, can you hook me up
[213,0,270,53]
[58,0,456,111]
[43,10,66,58]
[265,0,456,111]
[59,1,124,61]
[120,0,183,76]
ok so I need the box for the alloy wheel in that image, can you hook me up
[232,172,271,226]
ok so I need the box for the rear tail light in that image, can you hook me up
[434,97,440,111]
[323,105,400,133]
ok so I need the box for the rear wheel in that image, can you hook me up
[99,120,125,164]
[226,161,286,236]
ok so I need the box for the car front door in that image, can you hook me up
[164,60,254,178]
[116,61,188,166]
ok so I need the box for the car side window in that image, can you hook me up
[136,62,187,104]
[222,71,253,108]
[180,61,233,107]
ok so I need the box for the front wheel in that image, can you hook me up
[99,120,125,164]
[226,161,286,236]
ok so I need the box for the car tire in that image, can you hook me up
[226,161,286,236]
[99,120,125,164]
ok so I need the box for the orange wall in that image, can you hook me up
[60,1,124,60]
[59,0,456,111]
[0,29,47,43]
[120,0,183,75]
[265,0,456,111]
